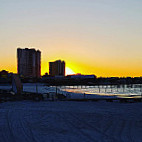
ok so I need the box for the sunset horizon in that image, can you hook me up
[1,46,142,78]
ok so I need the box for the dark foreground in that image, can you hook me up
[0,101,142,142]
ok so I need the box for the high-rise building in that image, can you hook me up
[49,60,65,76]
[17,48,41,78]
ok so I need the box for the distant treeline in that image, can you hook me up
[1,75,142,86]
[40,76,142,86]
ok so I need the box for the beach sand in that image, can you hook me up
[0,101,141,142]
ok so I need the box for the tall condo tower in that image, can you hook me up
[49,60,65,76]
[17,48,41,78]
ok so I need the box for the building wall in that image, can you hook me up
[17,48,41,78]
[36,50,41,78]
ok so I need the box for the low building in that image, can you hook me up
[69,74,96,79]
[0,70,8,78]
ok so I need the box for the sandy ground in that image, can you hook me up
[0,101,142,142]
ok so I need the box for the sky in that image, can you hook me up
[0,0,142,77]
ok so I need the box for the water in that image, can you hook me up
[60,84,142,98]
[0,84,142,99]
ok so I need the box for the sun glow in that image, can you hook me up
[66,67,75,76]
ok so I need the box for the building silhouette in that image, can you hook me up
[0,70,8,78]
[17,48,41,78]
[49,60,65,76]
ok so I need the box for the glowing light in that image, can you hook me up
[66,67,75,75]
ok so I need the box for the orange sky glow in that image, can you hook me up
[0,0,142,77]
